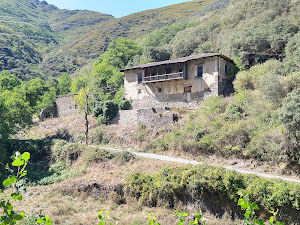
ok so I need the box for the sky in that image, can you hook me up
[45,0,192,18]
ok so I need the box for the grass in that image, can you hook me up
[11,158,241,225]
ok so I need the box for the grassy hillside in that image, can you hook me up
[40,0,223,77]
[0,0,113,80]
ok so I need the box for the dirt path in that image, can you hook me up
[98,146,300,183]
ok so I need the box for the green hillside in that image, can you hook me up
[40,0,223,77]
[0,0,113,80]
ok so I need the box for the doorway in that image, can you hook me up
[184,86,192,103]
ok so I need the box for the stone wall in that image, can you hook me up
[137,107,178,130]
[55,95,79,117]
[38,102,58,120]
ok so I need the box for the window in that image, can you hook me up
[225,65,228,74]
[158,88,162,93]
[138,74,142,84]
[184,86,192,93]
[197,65,203,77]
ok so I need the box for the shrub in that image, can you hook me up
[280,88,300,140]
[115,151,136,163]
[113,88,131,110]
[279,88,300,164]
[259,73,285,104]
[282,72,300,94]
[233,60,280,91]
[94,100,119,124]
[132,123,149,142]
[225,102,243,121]
[83,148,115,164]
[125,164,300,223]
[88,126,109,145]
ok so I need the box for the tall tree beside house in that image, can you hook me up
[93,38,142,91]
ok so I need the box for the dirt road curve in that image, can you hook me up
[98,146,300,183]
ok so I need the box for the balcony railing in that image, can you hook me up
[143,72,184,83]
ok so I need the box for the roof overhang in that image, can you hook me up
[120,53,233,72]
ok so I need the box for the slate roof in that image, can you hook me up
[121,53,233,72]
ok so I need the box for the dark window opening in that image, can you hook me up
[158,88,162,93]
[197,65,203,77]
[166,68,172,74]
[225,65,228,74]
[138,74,142,84]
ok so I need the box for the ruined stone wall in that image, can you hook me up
[55,95,79,117]
[136,107,177,130]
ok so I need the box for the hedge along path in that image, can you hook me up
[96,146,300,184]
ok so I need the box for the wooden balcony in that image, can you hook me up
[143,72,184,84]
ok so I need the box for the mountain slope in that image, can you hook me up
[40,0,223,77]
[0,0,113,80]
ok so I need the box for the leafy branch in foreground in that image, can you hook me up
[0,152,52,225]
[238,190,284,225]
[98,210,112,225]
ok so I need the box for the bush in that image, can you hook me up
[125,164,300,223]
[115,151,136,163]
[282,71,300,95]
[88,126,109,145]
[279,88,300,164]
[225,102,243,121]
[94,100,119,124]
[259,73,285,104]
[113,89,131,110]
[233,60,280,91]
[280,88,300,140]
[83,148,115,164]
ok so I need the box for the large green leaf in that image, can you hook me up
[11,193,23,201]
[21,152,30,162]
[12,158,25,167]
[2,176,17,187]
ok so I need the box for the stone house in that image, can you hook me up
[121,53,235,103]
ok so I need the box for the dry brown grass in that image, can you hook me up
[17,115,97,140]
[5,158,241,225]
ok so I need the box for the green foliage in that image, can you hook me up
[175,210,207,225]
[280,88,300,140]
[0,90,32,139]
[94,100,119,124]
[93,61,124,90]
[0,71,21,91]
[57,73,71,96]
[238,191,284,225]
[21,78,56,113]
[259,73,284,104]
[0,152,52,224]
[101,38,142,69]
[98,210,112,225]
[113,89,131,110]
[279,88,300,164]
[147,213,160,225]
[225,103,243,121]
[233,60,280,91]
[126,164,300,222]
[71,76,88,94]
